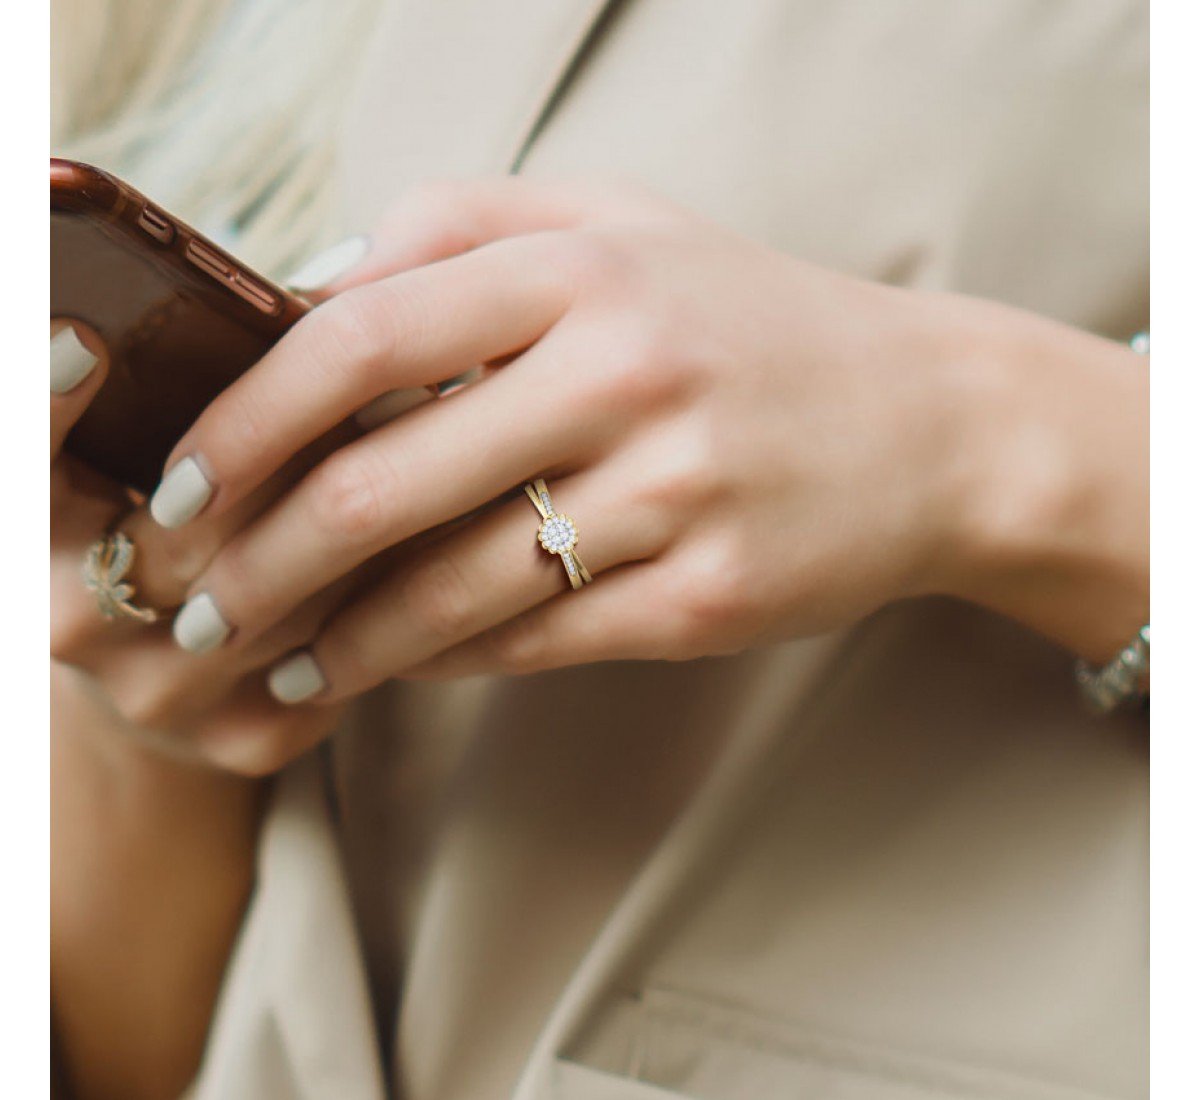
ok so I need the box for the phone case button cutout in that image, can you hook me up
[185,239,280,316]
[186,239,234,280]
[137,205,175,244]
[231,272,280,314]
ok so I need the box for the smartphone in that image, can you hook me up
[51,158,311,494]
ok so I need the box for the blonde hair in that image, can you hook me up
[51,0,382,277]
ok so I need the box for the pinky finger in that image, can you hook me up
[406,562,682,680]
[189,676,345,778]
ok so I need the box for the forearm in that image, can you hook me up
[935,296,1149,667]
[51,663,265,1100]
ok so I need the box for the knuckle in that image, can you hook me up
[672,542,753,642]
[308,451,390,545]
[612,317,667,373]
[307,286,398,383]
[401,557,475,642]
[556,230,628,290]
[639,425,723,517]
[587,317,691,415]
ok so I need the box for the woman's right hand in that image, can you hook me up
[50,319,348,775]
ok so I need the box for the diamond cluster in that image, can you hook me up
[538,514,578,554]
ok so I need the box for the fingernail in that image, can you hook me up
[284,235,369,292]
[268,651,327,704]
[150,457,213,529]
[50,327,98,394]
[172,593,231,654]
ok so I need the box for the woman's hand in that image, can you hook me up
[151,179,1148,718]
[50,320,350,775]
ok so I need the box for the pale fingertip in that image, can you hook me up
[284,235,370,292]
[172,592,231,654]
[268,650,328,705]
[150,456,214,529]
[50,326,99,394]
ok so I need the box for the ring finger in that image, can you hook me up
[264,453,675,704]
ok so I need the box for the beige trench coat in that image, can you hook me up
[187,2,1149,1098]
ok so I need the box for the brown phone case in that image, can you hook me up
[51,158,311,494]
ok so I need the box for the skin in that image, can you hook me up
[51,323,349,1098]
[51,179,1147,1098]
[168,179,1147,692]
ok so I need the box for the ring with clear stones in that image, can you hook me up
[523,477,593,591]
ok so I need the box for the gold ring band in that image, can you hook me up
[524,478,593,591]
[82,531,160,624]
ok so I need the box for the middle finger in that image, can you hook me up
[151,231,577,528]
[172,329,606,652]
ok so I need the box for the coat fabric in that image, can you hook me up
[186,2,1149,1098]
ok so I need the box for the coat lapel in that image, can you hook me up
[338,0,616,226]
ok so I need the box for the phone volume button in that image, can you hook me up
[231,272,280,315]
[185,239,234,280]
[185,239,279,314]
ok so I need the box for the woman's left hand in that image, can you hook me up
[150,178,1147,711]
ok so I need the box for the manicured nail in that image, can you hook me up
[284,236,369,292]
[172,593,231,654]
[268,651,327,704]
[50,327,98,394]
[150,457,213,529]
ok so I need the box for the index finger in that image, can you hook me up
[149,233,575,529]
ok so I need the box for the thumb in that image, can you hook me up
[50,319,108,461]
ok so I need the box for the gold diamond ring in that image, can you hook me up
[524,478,593,591]
[82,531,160,623]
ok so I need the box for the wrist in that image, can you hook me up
[52,663,263,1100]
[52,662,263,818]
[927,297,1148,663]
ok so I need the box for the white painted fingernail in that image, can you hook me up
[172,593,231,654]
[284,235,369,291]
[268,651,327,705]
[50,327,98,394]
[150,457,213,529]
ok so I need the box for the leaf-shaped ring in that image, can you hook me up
[81,531,160,624]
